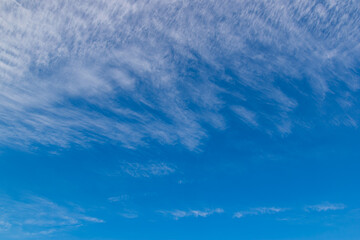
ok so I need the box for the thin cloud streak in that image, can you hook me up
[159,208,224,220]
[305,202,346,212]
[0,195,103,237]
[120,162,175,178]
[234,207,287,218]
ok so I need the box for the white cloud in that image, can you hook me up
[0,221,11,232]
[78,216,104,223]
[1,0,360,150]
[0,195,103,237]
[119,212,139,219]
[121,162,175,178]
[232,106,258,127]
[108,194,130,203]
[159,208,224,220]
[233,212,244,219]
[305,202,346,212]
[233,207,287,218]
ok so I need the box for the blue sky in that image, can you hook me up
[1,0,360,239]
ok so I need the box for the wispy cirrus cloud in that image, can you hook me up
[0,195,103,238]
[119,211,139,219]
[159,208,224,220]
[231,106,258,127]
[233,207,287,218]
[120,162,175,178]
[305,202,346,212]
[1,0,360,150]
[0,221,11,232]
[108,195,130,203]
